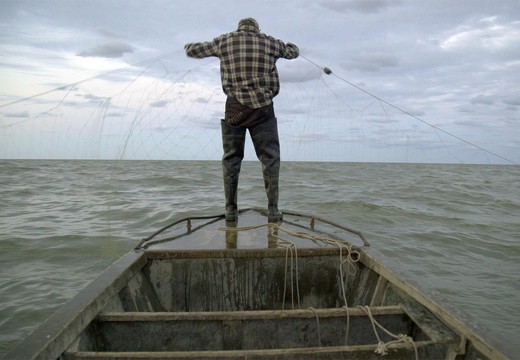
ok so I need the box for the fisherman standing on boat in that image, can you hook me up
[185,18,299,222]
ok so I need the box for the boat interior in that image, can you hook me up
[11,209,503,359]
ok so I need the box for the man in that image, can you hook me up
[185,18,299,222]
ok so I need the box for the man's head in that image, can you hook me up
[237,18,260,32]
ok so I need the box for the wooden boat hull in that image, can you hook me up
[6,208,510,359]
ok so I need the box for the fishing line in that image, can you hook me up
[1,49,219,160]
[0,50,184,110]
[4,49,516,164]
[300,54,518,165]
[0,49,216,113]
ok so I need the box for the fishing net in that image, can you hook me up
[2,51,511,164]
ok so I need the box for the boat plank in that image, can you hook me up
[96,306,404,321]
[400,302,459,344]
[89,306,449,352]
[64,341,452,360]
[118,270,164,312]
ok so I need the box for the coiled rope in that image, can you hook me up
[219,222,418,357]
[219,222,359,310]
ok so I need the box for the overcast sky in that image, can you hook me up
[1,0,519,164]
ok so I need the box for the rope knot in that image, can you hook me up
[375,341,388,355]
[398,334,414,344]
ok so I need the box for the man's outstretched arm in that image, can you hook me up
[184,40,219,58]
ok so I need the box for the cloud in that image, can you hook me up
[96,28,122,39]
[2,111,30,118]
[151,125,174,133]
[278,60,323,83]
[191,118,220,130]
[366,116,400,124]
[82,94,110,102]
[471,95,494,105]
[503,97,520,106]
[107,112,125,117]
[194,97,209,104]
[453,119,482,127]
[318,0,402,13]
[1,0,519,164]
[0,58,41,72]
[77,42,135,58]
[344,51,399,72]
[149,100,170,108]
[45,83,80,92]
[288,132,330,142]
[440,18,520,55]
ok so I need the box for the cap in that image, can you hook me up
[237,18,260,32]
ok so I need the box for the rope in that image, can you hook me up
[299,54,519,165]
[359,305,419,359]
[342,305,350,346]
[273,227,301,310]
[220,222,421,353]
[281,240,299,309]
[220,223,303,310]
[219,223,360,312]
[308,307,322,347]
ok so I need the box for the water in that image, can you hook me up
[0,159,519,357]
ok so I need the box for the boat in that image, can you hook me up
[5,208,510,359]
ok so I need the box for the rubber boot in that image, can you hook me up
[250,117,282,223]
[221,120,246,222]
[265,176,283,222]
[223,176,239,222]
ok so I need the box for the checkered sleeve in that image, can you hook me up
[184,36,222,58]
[282,42,299,59]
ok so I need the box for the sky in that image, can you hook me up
[0,0,519,164]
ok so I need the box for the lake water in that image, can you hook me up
[0,159,518,357]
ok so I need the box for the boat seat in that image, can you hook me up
[64,305,460,359]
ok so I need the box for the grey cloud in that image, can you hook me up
[279,107,309,115]
[152,126,174,133]
[190,116,221,130]
[366,117,400,124]
[344,52,399,72]
[471,95,494,105]
[77,42,134,58]
[288,132,330,142]
[2,0,520,164]
[45,83,80,92]
[3,111,30,118]
[278,60,322,83]
[318,0,401,13]
[96,28,122,39]
[503,97,520,106]
[0,60,40,72]
[457,107,475,114]
[149,100,170,108]
[107,112,125,117]
[82,94,110,102]
[453,119,482,127]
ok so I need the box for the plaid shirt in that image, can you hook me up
[185,29,299,109]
